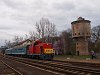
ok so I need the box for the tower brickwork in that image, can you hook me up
[71,17,91,55]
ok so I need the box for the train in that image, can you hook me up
[5,39,54,60]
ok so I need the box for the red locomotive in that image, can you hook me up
[27,40,54,60]
[5,39,54,60]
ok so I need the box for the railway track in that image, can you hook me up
[0,60,22,75]
[1,56,61,75]
[3,56,100,75]
[53,60,100,69]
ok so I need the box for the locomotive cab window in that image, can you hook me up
[26,45,30,50]
[34,41,38,46]
[40,46,43,53]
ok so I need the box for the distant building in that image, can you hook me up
[13,39,32,48]
[71,17,91,55]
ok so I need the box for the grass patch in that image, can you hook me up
[54,54,91,60]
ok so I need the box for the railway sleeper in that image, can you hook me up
[5,57,100,75]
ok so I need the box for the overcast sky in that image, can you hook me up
[0,0,100,46]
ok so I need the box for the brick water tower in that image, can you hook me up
[71,17,91,55]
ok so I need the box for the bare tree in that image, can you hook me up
[4,36,23,48]
[13,36,23,44]
[45,22,57,42]
[92,25,100,43]
[59,29,75,54]
[53,39,63,55]
[13,36,19,43]
[29,31,38,41]
[5,40,12,48]
[91,25,100,52]
[35,18,46,39]
[35,18,57,42]
[24,34,28,40]
[60,30,70,54]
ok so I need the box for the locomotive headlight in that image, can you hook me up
[45,49,54,54]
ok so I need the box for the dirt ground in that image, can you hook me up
[54,55,100,64]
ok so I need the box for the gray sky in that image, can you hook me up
[0,0,100,46]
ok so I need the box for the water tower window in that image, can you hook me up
[77,47,78,49]
[78,33,80,35]
[75,33,76,35]
[77,43,78,45]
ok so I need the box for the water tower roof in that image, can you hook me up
[71,17,91,24]
[77,17,84,21]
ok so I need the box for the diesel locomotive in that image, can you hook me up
[5,39,54,60]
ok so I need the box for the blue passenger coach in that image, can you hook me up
[5,45,27,56]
